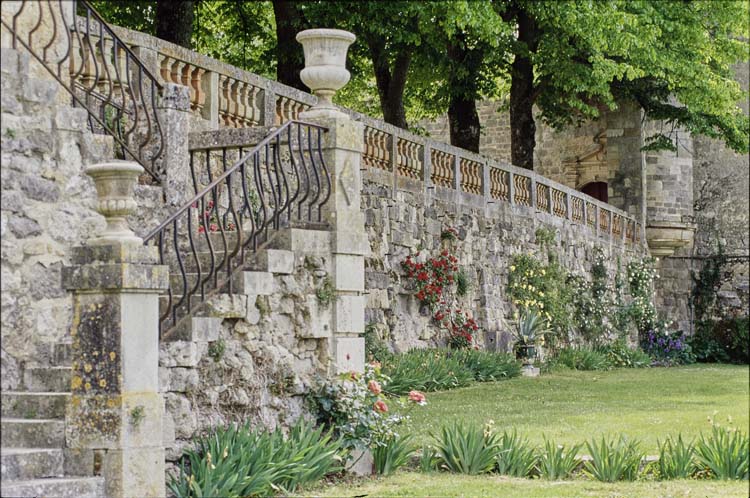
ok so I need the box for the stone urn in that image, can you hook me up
[296,28,356,117]
[85,160,144,245]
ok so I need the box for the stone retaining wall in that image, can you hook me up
[361,174,650,352]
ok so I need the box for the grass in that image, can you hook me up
[305,472,749,497]
[399,364,749,452]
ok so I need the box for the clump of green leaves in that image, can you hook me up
[207,339,225,362]
[316,277,335,308]
[657,435,696,480]
[382,349,474,395]
[455,269,471,296]
[549,347,612,371]
[695,424,749,480]
[495,429,538,477]
[168,419,342,497]
[364,323,392,363]
[584,436,644,482]
[432,423,500,475]
[372,434,416,476]
[446,349,521,382]
[129,405,145,428]
[539,439,582,480]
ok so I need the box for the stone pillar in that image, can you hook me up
[62,161,169,498]
[297,28,366,374]
[157,83,192,207]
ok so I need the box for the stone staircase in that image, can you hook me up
[1,343,105,497]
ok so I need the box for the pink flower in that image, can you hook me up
[408,390,427,405]
[368,380,382,395]
[369,361,381,370]
[349,371,360,381]
[373,400,388,413]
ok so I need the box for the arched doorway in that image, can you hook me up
[580,181,608,203]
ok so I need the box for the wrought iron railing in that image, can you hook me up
[142,121,329,338]
[1,0,164,182]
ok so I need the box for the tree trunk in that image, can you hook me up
[447,36,481,153]
[272,0,308,92]
[509,9,539,170]
[156,0,194,49]
[367,37,410,129]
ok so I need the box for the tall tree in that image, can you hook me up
[155,0,194,49]
[497,0,749,169]
[271,0,309,91]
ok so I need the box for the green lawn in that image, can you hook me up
[304,364,749,497]
[400,364,749,452]
[306,472,749,497]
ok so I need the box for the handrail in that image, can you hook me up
[143,120,329,338]
[2,0,165,182]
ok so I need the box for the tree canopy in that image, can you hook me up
[90,0,749,168]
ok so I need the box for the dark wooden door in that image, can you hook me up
[581,181,608,203]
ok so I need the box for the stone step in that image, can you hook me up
[1,418,65,448]
[1,392,69,419]
[23,366,71,392]
[267,227,331,254]
[0,476,104,498]
[167,316,222,342]
[1,448,64,480]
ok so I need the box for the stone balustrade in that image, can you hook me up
[90,17,642,246]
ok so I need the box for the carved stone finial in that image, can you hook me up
[85,160,143,246]
[296,28,356,119]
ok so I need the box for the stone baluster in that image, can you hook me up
[190,66,206,113]
[218,74,230,126]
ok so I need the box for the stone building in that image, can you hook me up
[0,1,745,496]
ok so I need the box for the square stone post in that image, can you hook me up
[62,161,169,498]
[302,111,367,374]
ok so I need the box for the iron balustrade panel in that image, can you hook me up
[143,121,328,338]
[2,0,165,182]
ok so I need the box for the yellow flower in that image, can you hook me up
[510,266,516,271]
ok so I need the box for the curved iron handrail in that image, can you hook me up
[2,0,164,182]
[143,120,330,338]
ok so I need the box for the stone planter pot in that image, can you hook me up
[515,344,537,366]
[296,28,356,116]
[85,160,144,245]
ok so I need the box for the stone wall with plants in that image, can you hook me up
[361,174,651,355]
[158,243,337,462]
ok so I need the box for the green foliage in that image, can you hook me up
[690,318,749,365]
[539,439,582,480]
[455,269,471,297]
[207,339,225,362]
[494,430,538,478]
[549,347,613,371]
[584,436,644,482]
[507,254,573,350]
[168,419,342,497]
[420,444,439,473]
[597,341,652,368]
[432,423,500,475]
[310,364,412,451]
[316,277,335,308]
[695,424,749,480]
[535,227,556,248]
[513,310,549,348]
[625,258,659,338]
[364,323,392,363]
[691,247,728,323]
[381,349,520,395]
[570,248,614,346]
[657,435,696,480]
[446,349,521,382]
[381,349,474,395]
[129,405,145,428]
[372,434,416,476]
